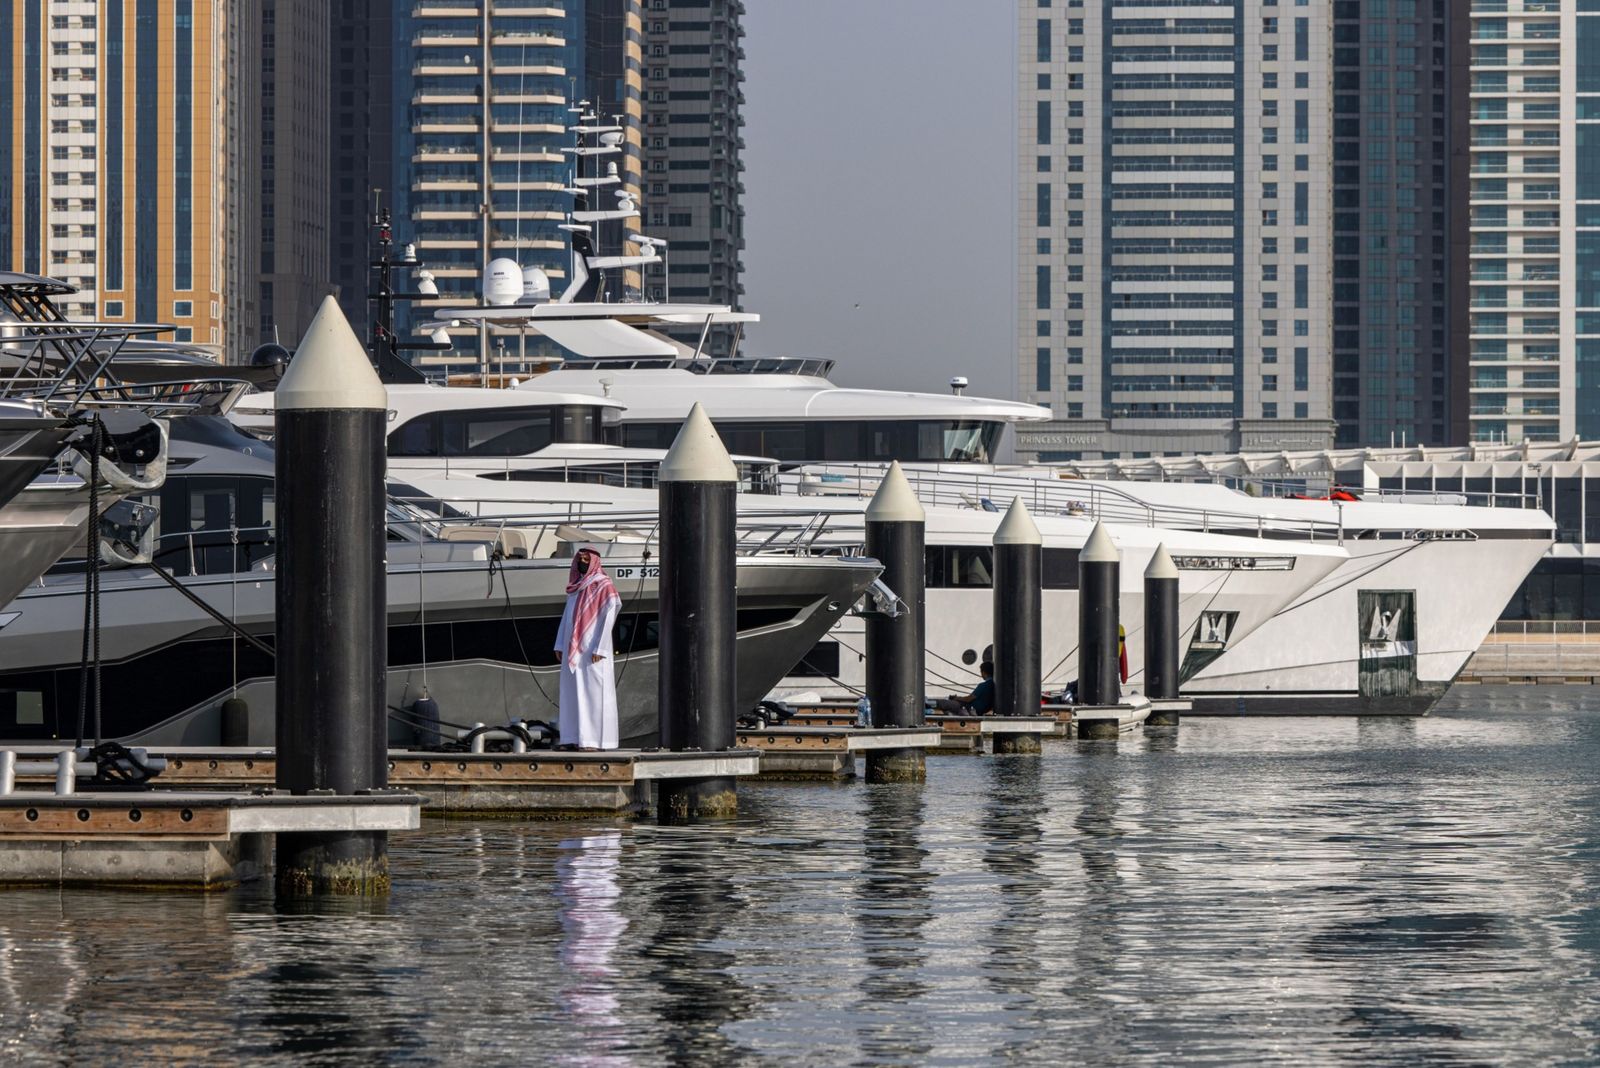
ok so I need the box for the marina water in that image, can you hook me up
[4,687,1599,1065]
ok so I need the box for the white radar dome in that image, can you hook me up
[519,266,551,304]
[482,258,523,306]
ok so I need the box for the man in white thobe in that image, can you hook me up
[555,547,622,750]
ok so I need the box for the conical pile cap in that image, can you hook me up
[1144,543,1178,579]
[993,496,1042,546]
[1080,521,1120,563]
[865,461,924,523]
[276,295,387,411]
[660,402,736,482]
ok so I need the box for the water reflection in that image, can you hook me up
[251,900,423,1062]
[641,831,749,1066]
[554,832,629,1066]
[1069,739,1127,1061]
[980,758,1046,999]
[855,785,933,1062]
[980,758,1048,1060]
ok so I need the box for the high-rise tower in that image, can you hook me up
[640,0,746,352]
[1464,0,1595,445]
[1016,2,1334,461]
[1331,1,1470,448]
[0,0,263,357]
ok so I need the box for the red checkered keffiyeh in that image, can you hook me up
[564,548,620,667]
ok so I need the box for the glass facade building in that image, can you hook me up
[1465,0,1583,444]
[1331,0,1469,448]
[333,2,644,372]
[1016,0,1336,461]
[640,0,746,355]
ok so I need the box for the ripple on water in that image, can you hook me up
[1,693,1599,1065]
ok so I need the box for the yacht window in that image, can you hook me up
[924,546,1080,589]
[942,423,990,463]
[618,418,1005,464]
[1042,548,1081,590]
[153,475,274,576]
[388,415,438,457]
[449,413,551,457]
[820,422,859,460]
[389,407,577,457]
[557,405,603,444]
[0,691,45,728]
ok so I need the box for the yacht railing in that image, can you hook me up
[1241,477,1542,510]
[787,463,1350,543]
[394,455,781,494]
[1,326,253,417]
[387,498,864,558]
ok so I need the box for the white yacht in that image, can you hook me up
[449,333,1547,714]
[232,379,1348,699]
[1002,475,1555,713]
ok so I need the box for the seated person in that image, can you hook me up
[933,661,996,714]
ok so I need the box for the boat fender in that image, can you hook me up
[220,697,250,746]
[411,690,443,748]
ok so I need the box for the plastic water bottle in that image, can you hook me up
[856,695,871,728]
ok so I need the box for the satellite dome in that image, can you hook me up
[519,266,551,304]
[249,342,292,377]
[482,258,523,306]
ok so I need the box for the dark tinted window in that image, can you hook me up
[387,405,608,458]
[621,419,1005,464]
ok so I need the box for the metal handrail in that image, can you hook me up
[786,462,1350,542]
[385,497,865,558]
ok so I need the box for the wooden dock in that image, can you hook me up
[732,726,944,779]
[5,748,762,819]
[1074,696,1154,739]
[0,790,421,889]
[924,714,1062,753]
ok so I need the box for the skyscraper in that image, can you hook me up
[260,0,331,347]
[1465,1,1588,445]
[640,0,746,351]
[0,0,261,356]
[1016,2,1334,461]
[1331,1,1469,448]
[334,2,646,372]
[328,0,388,333]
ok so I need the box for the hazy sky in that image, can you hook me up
[740,1,1016,399]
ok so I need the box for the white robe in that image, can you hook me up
[554,594,621,749]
